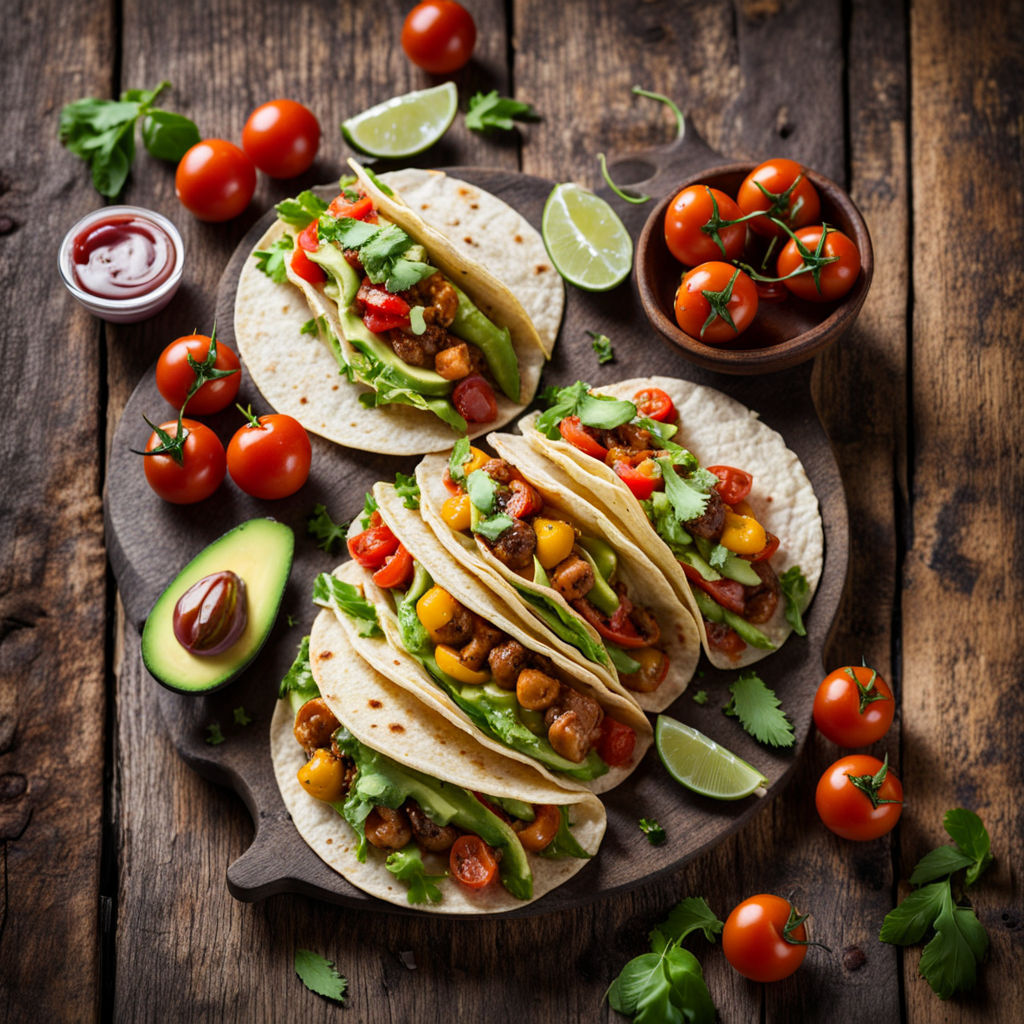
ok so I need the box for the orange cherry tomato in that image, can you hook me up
[449,834,498,890]
[596,717,636,767]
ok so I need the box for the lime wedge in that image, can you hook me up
[655,715,768,800]
[541,183,633,291]
[341,82,458,159]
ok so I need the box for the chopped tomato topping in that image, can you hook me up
[327,194,376,221]
[706,465,753,506]
[504,479,543,519]
[371,543,414,589]
[612,460,658,501]
[596,717,636,767]
[290,245,326,284]
[681,563,747,615]
[558,416,607,459]
[347,512,400,569]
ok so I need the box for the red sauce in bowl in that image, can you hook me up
[71,214,176,299]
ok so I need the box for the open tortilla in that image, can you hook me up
[519,376,824,669]
[415,435,701,712]
[271,611,605,914]
[234,166,562,454]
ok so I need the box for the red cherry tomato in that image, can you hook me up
[722,894,811,982]
[449,834,498,890]
[327,194,375,221]
[241,99,320,179]
[815,754,903,840]
[748,531,780,563]
[347,512,400,569]
[290,245,326,284]
[674,262,758,344]
[155,333,241,414]
[706,465,753,506]
[557,416,608,459]
[371,543,415,590]
[401,0,476,74]
[813,666,895,747]
[175,139,256,222]
[664,185,747,266]
[504,479,544,519]
[680,563,747,615]
[452,375,497,425]
[596,717,636,768]
[226,412,312,500]
[143,418,226,504]
[737,158,821,239]
[777,226,861,302]
[633,387,676,423]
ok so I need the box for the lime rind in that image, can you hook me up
[341,81,458,159]
[541,183,633,292]
[655,714,768,801]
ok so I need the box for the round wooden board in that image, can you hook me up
[104,144,850,917]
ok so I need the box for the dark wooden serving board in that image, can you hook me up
[104,132,850,917]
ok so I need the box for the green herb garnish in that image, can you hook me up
[253,234,294,283]
[587,329,615,364]
[466,90,539,132]
[639,818,666,845]
[294,949,348,1003]
[723,671,794,748]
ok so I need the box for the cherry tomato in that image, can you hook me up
[777,226,861,302]
[327,194,375,221]
[674,262,758,344]
[558,416,608,459]
[596,717,636,767]
[226,412,312,499]
[241,99,320,179]
[450,834,498,890]
[664,185,747,266]
[504,479,543,519]
[748,531,780,563]
[155,333,241,414]
[813,665,895,747]
[348,512,400,569]
[452,375,497,425]
[143,418,226,504]
[815,754,903,840]
[612,460,658,501]
[515,804,562,852]
[401,0,476,74]
[737,158,821,239]
[633,387,676,423]
[175,139,257,222]
[706,465,753,506]
[371,543,415,590]
[723,894,811,982]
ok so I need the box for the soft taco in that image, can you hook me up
[272,618,605,913]
[234,162,562,453]
[519,377,823,669]
[320,484,653,795]
[414,434,701,712]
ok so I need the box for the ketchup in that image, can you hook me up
[71,214,175,299]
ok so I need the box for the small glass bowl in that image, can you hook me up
[58,205,185,323]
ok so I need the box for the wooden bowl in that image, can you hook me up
[635,163,873,374]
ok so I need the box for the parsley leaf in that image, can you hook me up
[385,847,446,905]
[313,573,381,638]
[465,90,539,132]
[638,818,666,845]
[275,190,329,228]
[394,471,420,508]
[943,808,994,886]
[918,886,989,999]
[723,671,794,748]
[294,949,348,1003]
[253,234,294,283]
[607,936,716,1024]
[587,330,615,364]
[204,722,225,746]
[232,706,253,727]
[778,565,810,636]
[307,503,349,554]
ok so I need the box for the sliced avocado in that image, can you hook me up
[693,536,761,586]
[575,545,620,615]
[141,519,294,694]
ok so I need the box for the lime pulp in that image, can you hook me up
[341,82,458,159]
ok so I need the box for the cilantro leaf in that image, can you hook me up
[232,706,253,727]
[656,458,711,525]
[587,329,615,365]
[447,437,472,487]
[385,258,436,293]
[358,224,416,284]
[385,847,446,905]
[317,215,379,250]
[394,471,420,508]
[465,90,539,132]
[204,722,225,746]
[943,808,994,886]
[294,949,347,1003]
[473,514,516,542]
[275,190,329,228]
[312,573,382,638]
[278,636,318,701]
[253,234,294,283]
[300,317,321,336]
[639,818,666,846]
[723,671,794,748]
[778,565,810,636]
[534,380,635,438]
[307,503,349,554]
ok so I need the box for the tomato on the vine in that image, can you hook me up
[815,754,903,840]
[175,139,256,222]
[226,409,312,499]
[664,185,747,267]
[776,225,861,302]
[143,418,226,504]
[674,262,758,343]
[401,0,476,74]
[813,665,894,746]
[155,333,241,414]
[737,158,821,238]
[241,99,320,178]
[723,894,815,982]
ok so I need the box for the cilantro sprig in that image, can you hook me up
[587,329,615,364]
[253,234,294,283]
[307,503,349,554]
[294,949,348,1003]
[723,670,794,748]
[466,90,539,132]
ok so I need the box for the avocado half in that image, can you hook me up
[141,518,294,695]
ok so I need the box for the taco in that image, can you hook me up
[272,618,605,913]
[234,162,561,454]
[519,377,823,669]
[321,485,653,795]
[414,434,701,712]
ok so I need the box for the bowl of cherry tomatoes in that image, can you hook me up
[635,158,873,374]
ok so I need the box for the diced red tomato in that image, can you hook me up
[597,717,636,767]
[363,309,410,334]
[633,387,676,423]
[347,512,400,569]
[575,596,651,649]
[371,543,414,589]
[504,479,543,518]
[327,194,376,222]
[290,245,326,284]
[297,221,320,252]
[452,375,497,424]
[681,563,747,615]
[558,416,607,459]
[747,531,780,563]
[704,620,746,657]
[706,465,753,506]
[612,460,658,501]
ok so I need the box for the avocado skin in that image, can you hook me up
[141,519,294,695]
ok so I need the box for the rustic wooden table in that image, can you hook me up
[2,1,1021,1021]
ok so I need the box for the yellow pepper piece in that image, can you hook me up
[731,499,754,517]
[720,511,767,555]
[533,517,576,569]
[297,749,349,802]
[416,585,460,634]
[435,643,490,685]
[462,446,489,476]
[441,492,472,531]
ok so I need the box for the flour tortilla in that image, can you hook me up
[415,436,702,712]
[519,376,824,670]
[234,167,562,454]
[270,612,605,914]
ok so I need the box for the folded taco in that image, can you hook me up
[414,434,701,712]
[519,377,823,669]
[234,162,561,453]
[272,617,605,913]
